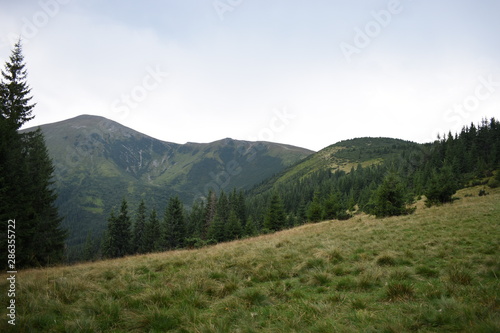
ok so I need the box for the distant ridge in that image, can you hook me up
[22,115,313,259]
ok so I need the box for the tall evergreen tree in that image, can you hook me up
[0,40,35,130]
[264,193,286,232]
[244,216,258,237]
[424,165,458,206]
[22,129,67,265]
[187,200,205,239]
[217,190,230,224]
[369,172,409,218]
[203,190,217,239]
[307,192,323,222]
[207,213,226,242]
[106,199,132,258]
[83,231,95,262]
[0,41,66,267]
[163,196,186,249]
[323,192,345,220]
[132,200,147,254]
[225,210,242,240]
[143,208,161,253]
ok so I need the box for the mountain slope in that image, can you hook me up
[22,115,313,254]
[250,137,419,195]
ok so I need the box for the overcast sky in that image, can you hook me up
[1,0,500,151]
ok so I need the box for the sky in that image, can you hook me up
[1,0,500,151]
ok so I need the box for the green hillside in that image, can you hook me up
[21,115,313,259]
[2,186,498,332]
[251,137,419,194]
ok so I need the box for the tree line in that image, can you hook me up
[95,189,258,259]
[246,118,500,222]
[89,117,499,261]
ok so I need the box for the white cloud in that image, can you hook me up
[1,0,498,151]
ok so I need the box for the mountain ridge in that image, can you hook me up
[21,114,314,257]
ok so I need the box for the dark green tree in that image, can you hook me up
[203,190,217,239]
[307,192,323,222]
[296,201,307,225]
[83,231,95,262]
[143,208,161,253]
[206,213,226,242]
[0,40,35,130]
[244,216,258,237]
[370,172,410,218]
[163,196,186,249]
[106,199,132,258]
[229,189,247,227]
[264,193,286,232]
[187,200,205,239]
[424,165,458,206]
[216,190,230,224]
[225,210,242,240]
[323,192,345,220]
[0,41,66,267]
[22,129,67,265]
[132,200,147,254]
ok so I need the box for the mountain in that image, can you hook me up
[249,137,420,195]
[22,115,313,255]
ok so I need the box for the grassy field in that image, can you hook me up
[2,187,499,332]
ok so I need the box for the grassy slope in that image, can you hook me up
[2,187,499,332]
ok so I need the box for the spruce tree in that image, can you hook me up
[83,231,95,262]
[323,192,344,220]
[297,201,307,225]
[103,211,116,258]
[216,191,230,224]
[132,200,147,254]
[244,216,258,237]
[0,40,35,130]
[207,212,226,242]
[225,210,242,240]
[307,192,323,222]
[106,199,132,258]
[22,129,67,265]
[370,172,409,218]
[264,193,286,232]
[163,196,186,249]
[203,190,217,239]
[143,209,161,253]
[424,165,458,206]
[0,41,66,267]
[187,200,205,239]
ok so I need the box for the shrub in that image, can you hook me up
[386,282,414,301]
[415,265,439,278]
[376,254,397,266]
[447,266,473,285]
[489,170,500,188]
[336,277,357,291]
[478,189,489,196]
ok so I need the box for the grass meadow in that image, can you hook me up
[1,186,499,332]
